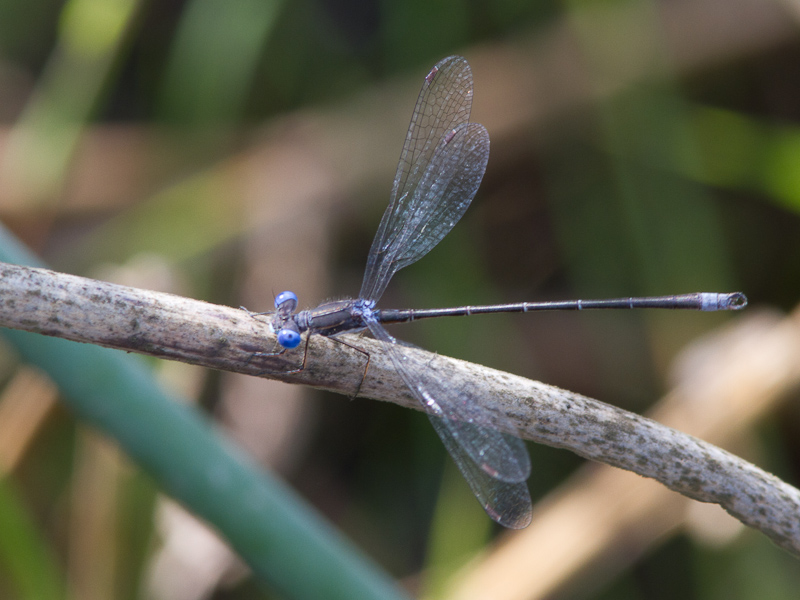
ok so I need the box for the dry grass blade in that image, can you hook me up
[445,308,800,599]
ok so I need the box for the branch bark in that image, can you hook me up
[1,261,799,556]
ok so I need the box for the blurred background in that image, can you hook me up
[1,0,800,598]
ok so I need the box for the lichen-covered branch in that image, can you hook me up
[0,261,798,555]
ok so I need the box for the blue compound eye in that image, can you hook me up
[277,328,301,349]
[274,291,298,310]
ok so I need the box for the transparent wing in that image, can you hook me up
[429,415,533,529]
[393,55,473,211]
[360,56,488,302]
[366,319,533,529]
[360,122,489,302]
